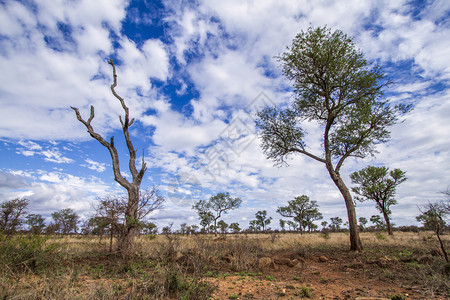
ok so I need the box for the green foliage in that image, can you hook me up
[26,214,46,234]
[217,220,228,234]
[351,165,406,234]
[229,222,241,233]
[0,198,29,236]
[256,26,410,167]
[276,195,322,234]
[375,232,386,240]
[265,275,275,281]
[358,217,368,231]
[51,208,79,235]
[192,192,242,235]
[0,233,60,273]
[329,217,343,231]
[370,215,385,230]
[297,285,313,298]
[416,201,449,235]
[252,210,272,232]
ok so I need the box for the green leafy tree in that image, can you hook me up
[321,221,328,230]
[370,215,384,231]
[0,198,29,237]
[248,220,258,232]
[199,212,214,233]
[417,200,449,262]
[276,195,321,234]
[286,220,298,231]
[255,26,411,251]
[330,217,343,232]
[351,166,407,235]
[141,221,157,235]
[279,219,286,231]
[253,210,272,232]
[192,192,242,236]
[229,222,241,234]
[358,217,368,232]
[51,208,79,236]
[26,214,46,234]
[217,220,228,235]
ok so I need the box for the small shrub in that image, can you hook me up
[320,232,330,240]
[375,232,386,240]
[0,234,60,273]
[298,285,312,298]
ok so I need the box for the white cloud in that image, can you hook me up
[3,169,114,220]
[84,158,107,173]
[1,0,450,229]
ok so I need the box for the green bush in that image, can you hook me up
[0,234,60,273]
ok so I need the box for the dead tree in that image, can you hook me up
[71,59,147,255]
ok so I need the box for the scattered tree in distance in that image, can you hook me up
[51,208,79,236]
[351,166,407,235]
[0,198,29,237]
[417,200,449,262]
[276,195,322,234]
[192,192,242,236]
[253,210,272,232]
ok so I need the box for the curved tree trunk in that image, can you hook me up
[328,168,363,252]
[382,210,393,235]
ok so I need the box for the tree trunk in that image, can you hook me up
[436,230,449,263]
[117,188,140,255]
[382,210,393,235]
[109,226,113,253]
[214,218,218,237]
[328,168,363,251]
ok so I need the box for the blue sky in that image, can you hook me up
[1,0,450,231]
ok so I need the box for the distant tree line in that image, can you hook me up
[0,187,163,247]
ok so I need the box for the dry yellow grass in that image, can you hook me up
[2,231,449,299]
[134,231,447,253]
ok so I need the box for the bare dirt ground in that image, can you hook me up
[207,249,432,299]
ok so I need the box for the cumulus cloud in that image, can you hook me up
[84,158,107,173]
[1,0,450,228]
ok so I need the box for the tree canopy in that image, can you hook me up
[192,192,242,236]
[351,165,406,235]
[276,195,322,234]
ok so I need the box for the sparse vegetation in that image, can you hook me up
[1,232,447,299]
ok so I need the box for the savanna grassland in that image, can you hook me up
[1,231,449,299]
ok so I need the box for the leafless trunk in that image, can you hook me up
[327,166,363,252]
[71,59,147,256]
